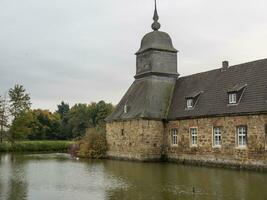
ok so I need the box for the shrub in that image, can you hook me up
[0,141,73,152]
[77,127,107,159]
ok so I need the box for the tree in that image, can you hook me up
[9,111,33,143]
[56,101,70,119]
[88,101,114,128]
[9,84,31,118]
[66,104,90,139]
[0,93,9,143]
[27,109,61,140]
[56,101,70,139]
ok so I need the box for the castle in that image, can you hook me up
[106,2,267,169]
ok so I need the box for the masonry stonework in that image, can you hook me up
[106,115,267,170]
[167,115,267,169]
[106,120,165,161]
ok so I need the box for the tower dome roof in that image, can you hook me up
[136,0,177,55]
[136,31,177,55]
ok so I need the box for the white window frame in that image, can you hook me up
[187,98,194,109]
[229,93,237,104]
[213,127,222,147]
[237,126,247,148]
[171,129,178,146]
[124,104,128,113]
[190,128,198,147]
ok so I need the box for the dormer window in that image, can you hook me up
[227,84,247,105]
[124,104,128,114]
[229,93,237,104]
[186,98,194,109]
[185,91,203,110]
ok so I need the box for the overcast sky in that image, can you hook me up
[1,0,267,111]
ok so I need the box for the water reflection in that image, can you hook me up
[0,153,267,200]
[0,154,28,200]
[102,160,267,200]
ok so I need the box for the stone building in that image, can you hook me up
[106,3,267,169]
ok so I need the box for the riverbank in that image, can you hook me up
[0,141,73,152]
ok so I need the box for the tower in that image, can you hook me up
[135,0,178,79]
[106,1,178,161]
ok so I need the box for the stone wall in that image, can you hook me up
[106,120,165,161]
[166,115,267,169]
[106,115,267,169]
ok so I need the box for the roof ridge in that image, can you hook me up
[179,57,267,79]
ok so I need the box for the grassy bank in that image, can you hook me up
[0,141,73,152]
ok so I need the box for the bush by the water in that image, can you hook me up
[77,127,107,159]
[0,141,73,152]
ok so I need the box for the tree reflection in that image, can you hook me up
[0,154,28,200]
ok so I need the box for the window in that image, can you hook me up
[237,126,247,147]
[190,128,197,146]
[229,93,237,104]
[171,129,178,146]
[124,105,128,113]
[121,129,124,136]
[187,98,194,109]
[213,127,222,147]
[265,124,267,150]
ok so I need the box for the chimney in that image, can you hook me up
[221,61,229,71]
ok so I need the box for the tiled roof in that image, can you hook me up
[168,58,267,120]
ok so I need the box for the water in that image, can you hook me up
[0,153,267,200]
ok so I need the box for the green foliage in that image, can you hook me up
[27,109,61,140]
[9,84,31,118]
[56,101,70,119]
[89,100,114,128]
[65,103,90,139]
[0,141,73,152]
[0,94,9,143]
[4,83,114,142]
[60,101,114,139]
[77,127,107,159]
[9,111,33,143]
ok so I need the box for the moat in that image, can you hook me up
[0,153,267,200]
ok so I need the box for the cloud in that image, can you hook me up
[0,0,267,111]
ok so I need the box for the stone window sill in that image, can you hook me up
[212,145,221,149]
[235,146,247,150]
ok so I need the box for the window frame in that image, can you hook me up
[186,98,194,109]
[170,129,178,146]
[229,93,237,104]
[212,127,222,148]
[124,104,128,113]
[190,128,198,147]
[236,126,247,148]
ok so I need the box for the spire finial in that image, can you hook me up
[152,0,161,31]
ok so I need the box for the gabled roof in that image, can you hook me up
[168,58,267,120]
